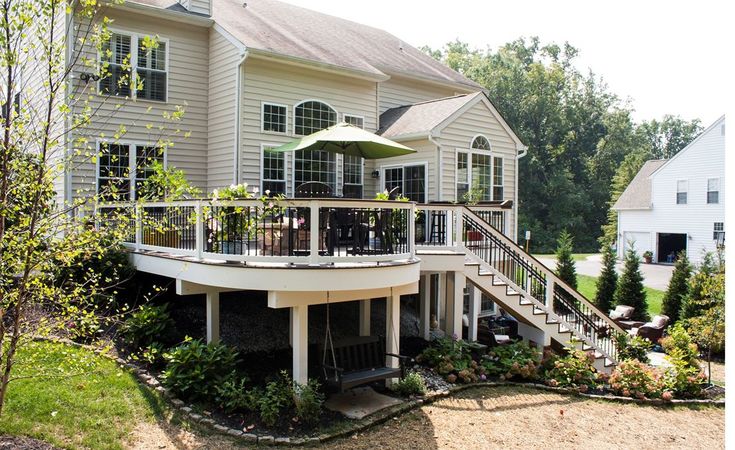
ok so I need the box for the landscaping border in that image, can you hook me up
[33,338,725,447]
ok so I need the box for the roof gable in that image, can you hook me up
[211,0,482,88]
[649,115,725,178]
[612,160,668,210]
[377,93,481,139]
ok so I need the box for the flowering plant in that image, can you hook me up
[543,348,599,388]
[608,359,665,399]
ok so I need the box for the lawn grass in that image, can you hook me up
[0,340,166,450]
[577,274,663,316]
[533,253,598,261]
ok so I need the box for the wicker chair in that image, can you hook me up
[630,315,670,343]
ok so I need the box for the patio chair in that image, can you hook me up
[629,315,670,343]
[609,305,636,329]
[295,181,333,198]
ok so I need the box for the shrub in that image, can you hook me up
[543,348,599,388]
[163,338,240,402]
[256,371,294,427]
[615,334,652,363]
[609,359,665,399]
[661,251,691,323]
[614,247,649,321]
[121,303,175,350]
[214,372,255,413]
[594,244,618,313]
[482,341,541,380]
[293,379,325,426]
[660,323,699,369]
[132,342,167,368]
[555,230,577,289]
[392,371,427,396]
[65,306,104,342]
[660,324,706,397]
[416,336,484,383]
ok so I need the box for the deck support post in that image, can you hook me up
[292,305,309,385]
[359,299,371,336]
[419,274,431,340]
[468,282,480,342]
[446,271,465,339]
[206,290,220,344]
[385,293,400,386]
[289,307,293,346]
[437,272,446,330]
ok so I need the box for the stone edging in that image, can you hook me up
[33,338,726,446]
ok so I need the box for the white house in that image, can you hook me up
[613,115,725,265]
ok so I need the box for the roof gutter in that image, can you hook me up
[110,2,214,26]
[247,49,390,83]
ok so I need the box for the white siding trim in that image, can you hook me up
[213,23,246,53]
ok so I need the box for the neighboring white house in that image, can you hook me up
[613,115,725,265]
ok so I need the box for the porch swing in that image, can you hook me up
[319,291,409,392]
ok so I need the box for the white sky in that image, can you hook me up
[280,0,730,126]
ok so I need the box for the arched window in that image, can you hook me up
[471,135,491,150]
[294,100,337,136]
[294,100,338,191]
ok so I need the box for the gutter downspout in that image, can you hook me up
[515,144,528,244]
[428,134,441,202]
[233,49,248,184]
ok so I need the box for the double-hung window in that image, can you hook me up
[343,114,364,198]
[676,180,688,204]
[97,143,164,201]
[493,157,504,200]
[713,222,725,246]
[294,101,337,191]
[456,136,496,202]
[262,103,287,133]
[100,32,167,102]
[707,178,720,204]
[261,145,286,195]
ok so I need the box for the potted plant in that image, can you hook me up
[642,250,653,264]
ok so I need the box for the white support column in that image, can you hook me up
[292,305,309,385]
[206,291,220,344]
[385,293,400,386]
[359,299,371,336]
[454,207,463,250]
[546,278,555,309]
[446,271,465,339]
[437,272,446,330]
[289,307,293,346]
[419,275,431,340]
[309,201,319,265]
[468,282,480,342]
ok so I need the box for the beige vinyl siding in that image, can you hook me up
[69,10,210,198]
[366,139,437,200]
[438,100,518,236]
[206,29,239,191]
[240,57,377,196]
[378,76,466,113]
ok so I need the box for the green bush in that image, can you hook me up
[121,303,175,350]
[660,324,706,397]
[256,371,294,427]
[214,372,255,413]
[416,337,485,383]
[132,342,167,368]
[615,334,652,363]
[660,323,699,369]
[614,247,649,322]
[661,251,691,323]
[609,359,665,399]
[555,229,578,289]
[543,348,599,389]
[392,371,427,396]
[163,338,240,402]
[482,341,541,380]
[293,379,325,425]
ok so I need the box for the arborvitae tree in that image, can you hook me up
[614,247,649,321]
[661,251,692,323]
[555,230,577,289]
[594,244,618,313]
[681,252,720,320]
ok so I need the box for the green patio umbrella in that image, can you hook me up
[270,122,416,159]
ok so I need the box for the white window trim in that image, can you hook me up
[260,101,289,135]
[343,154,365,187]
[469,133,492,151]
[455,147,495,202]
[343,113,365,129]
[292,99,338,136]
[95,140,168,201]
[98,27,170,103]
[492,155,504,201]
[676,179,688,205]
[379,161,429,202]
[707,177,720,204]
[260,143,288,195]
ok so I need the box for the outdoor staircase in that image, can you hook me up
[460,207,625,374]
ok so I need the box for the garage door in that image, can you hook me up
[623,232,651,256]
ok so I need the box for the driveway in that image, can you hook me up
[536,254,674,291]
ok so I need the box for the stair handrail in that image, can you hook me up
[461,206,625,335]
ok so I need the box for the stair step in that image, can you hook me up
[506,290,520,296]
[465,260,480,266]
[605,358,615,367]
[519,299,533,306]
[532,307,545,315]
[558,325,571,333]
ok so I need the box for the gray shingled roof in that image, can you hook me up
[211,0,482,88]
[127,0,197,14]
[378,93,481,139]
[612,160,667,210]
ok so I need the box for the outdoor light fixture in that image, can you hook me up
[371,170,380,178]
[78,72,100,83]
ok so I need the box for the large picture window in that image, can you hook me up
[294,100,337,191]
[456,151,494,202]
[97,143,163,200]
[294,100,336,136]
[262,145,286,195]
[100,32,167,102]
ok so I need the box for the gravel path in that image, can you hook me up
[125,385,724,449]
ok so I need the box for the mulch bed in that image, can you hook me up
[0,436,61,450]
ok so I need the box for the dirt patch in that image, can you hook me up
[702,361,725,385]
[0,435,61,450]
[126,420,236,450]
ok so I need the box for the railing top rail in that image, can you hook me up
[462,206,625,334]
[96,198,415,210]
[417,201,512,210]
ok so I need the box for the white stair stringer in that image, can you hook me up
[463,255,615,374]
